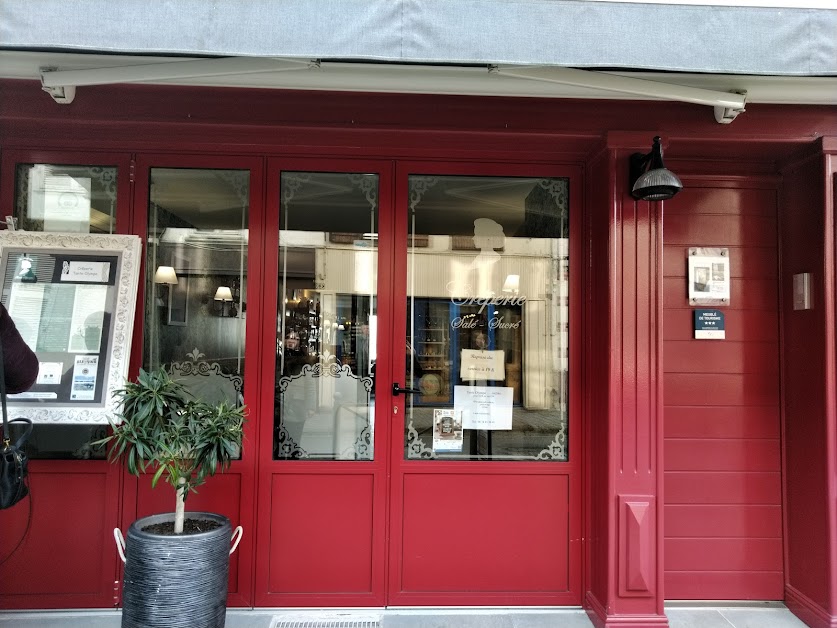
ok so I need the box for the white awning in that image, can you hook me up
[2,0,836,76]
[2,1,836,121]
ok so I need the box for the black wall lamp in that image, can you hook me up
[629,136,683,201]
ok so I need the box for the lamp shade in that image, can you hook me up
[214,286,233,301]
[629,136,683,201]
[153,266,178,284]
[631,168,683,201]
[502,274,520,293]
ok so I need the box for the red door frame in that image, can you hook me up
[129,153,265,607]
[254,157,396,606]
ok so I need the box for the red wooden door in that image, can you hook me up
[0,150,131,610]
[129,154,264,607]
[255,159,582,606]
[254,159,394,606]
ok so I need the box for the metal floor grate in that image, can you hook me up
[271,614,382,628]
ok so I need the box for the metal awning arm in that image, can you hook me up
[498,65,746,123]
[40,56,316,103]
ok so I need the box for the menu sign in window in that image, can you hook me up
[454,385,513,430]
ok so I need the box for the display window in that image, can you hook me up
[404,175,569,461]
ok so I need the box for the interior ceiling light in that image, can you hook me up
[629,136,683,202]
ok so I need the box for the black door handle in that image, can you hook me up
[392,383,421,396]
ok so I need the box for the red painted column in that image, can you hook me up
[585,135,667,627]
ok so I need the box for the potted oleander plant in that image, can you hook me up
[97,367,246,628]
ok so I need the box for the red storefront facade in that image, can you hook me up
[0,72,836,627]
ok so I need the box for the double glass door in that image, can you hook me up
[259,160,579,606]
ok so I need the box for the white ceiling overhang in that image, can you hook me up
[2,1,836,122]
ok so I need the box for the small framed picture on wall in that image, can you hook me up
[167,278,188,326]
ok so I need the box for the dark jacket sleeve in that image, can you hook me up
[0,303,39,394]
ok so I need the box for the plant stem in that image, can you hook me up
[174,476,186,534]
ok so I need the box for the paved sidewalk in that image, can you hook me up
[0,605,810,627]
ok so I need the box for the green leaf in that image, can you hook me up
[103,365,246,505]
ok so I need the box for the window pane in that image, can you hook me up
[405,175,569,461]
[9,162,119,459]
[145,168,249,413]
[15,164,117,234]
[274,172,378,461]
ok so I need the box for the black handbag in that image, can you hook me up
[0,337,33,510]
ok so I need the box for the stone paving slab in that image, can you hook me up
[0,606,811,628]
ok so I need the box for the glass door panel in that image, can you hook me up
[145,168,249,407]
[404,175,569,461]
[274,172,378,461]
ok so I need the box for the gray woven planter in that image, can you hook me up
[120,512,233,628]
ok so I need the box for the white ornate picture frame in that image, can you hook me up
[0,232,142,423]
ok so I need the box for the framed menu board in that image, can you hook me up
[0,232,141,423]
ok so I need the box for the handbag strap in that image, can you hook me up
[0,334,10,445]
[0,330,35,450]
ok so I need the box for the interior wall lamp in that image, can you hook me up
[629,136,683,201]
[153,265,178,308]
[153,266,178,286]
[213,286,236,317]
[502,274,520,294]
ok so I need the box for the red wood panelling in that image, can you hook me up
[665,572,784,600]
[665,373,780,407]
[665,439,780,472]
[3,80,837,164]
[664,187,777,218]
[666,538,783,572]
[663,183,782,600]
[665,215,778,247]
[666,505,782,537]
[665,472,780,505]
[267,474,376,594]
[400,473,570,593]
[666,406,779,439]
[0,466,120,607]
[664,341,779,374]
